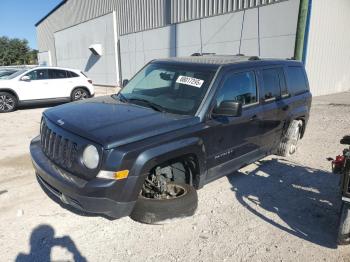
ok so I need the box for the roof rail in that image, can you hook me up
[235,53,245,56]
[248,56,260,61]
[191,52,216,56]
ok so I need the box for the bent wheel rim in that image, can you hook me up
[141,184,187,200]
[0,95,15,112]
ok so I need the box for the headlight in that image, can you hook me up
[82,145,99,169]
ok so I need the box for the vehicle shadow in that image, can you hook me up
[227,158,341,249]
[15,224,87,262]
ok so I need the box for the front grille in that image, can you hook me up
[41,120,78,170]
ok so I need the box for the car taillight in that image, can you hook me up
[88,80,93,84]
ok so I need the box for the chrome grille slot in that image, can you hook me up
[48,132,55,157]
[45,128,51,152]
[40,121,78,171]
[52,135,61,160]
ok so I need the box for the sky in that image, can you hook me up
[0,0,62,49]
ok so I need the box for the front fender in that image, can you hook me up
[0,88,19,100]
[121,137,206,202]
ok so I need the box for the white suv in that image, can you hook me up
[0,67,95,113]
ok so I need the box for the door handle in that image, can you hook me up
[282,105,289,111]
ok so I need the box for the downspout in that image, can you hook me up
[302,0,312,64]
[113,11,122,87]
[294,0,312,63]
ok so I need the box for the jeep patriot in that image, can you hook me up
[30,55,312,224]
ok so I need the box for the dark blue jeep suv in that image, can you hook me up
[30,55,312,224]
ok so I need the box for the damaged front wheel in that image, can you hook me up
[130,170,198,224]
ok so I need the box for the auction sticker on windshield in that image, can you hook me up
[176,75,204,88]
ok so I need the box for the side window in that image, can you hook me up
[25,69,48,80]
[48,69,67,79]
[67,71,79,78]
[278,68,288,96]
[216,71,257,107]
[261,68,281,100]
[286,66,309,95]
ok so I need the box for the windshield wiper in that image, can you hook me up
[116,93,128,102]
[127,98,165,112]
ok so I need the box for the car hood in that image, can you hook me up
[44,96,200,148]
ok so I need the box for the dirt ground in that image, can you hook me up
[1,88,350,262]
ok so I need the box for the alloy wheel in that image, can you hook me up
[0,95,15,112]
[74,90,88,101]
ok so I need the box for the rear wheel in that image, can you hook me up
[130,165,198,224]
[71,88,89,101]
[338,202,350,245]
[277,120,303,157]
[0,92,17,113]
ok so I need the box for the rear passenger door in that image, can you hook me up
[47,69,71,98]
[258,66,289,152]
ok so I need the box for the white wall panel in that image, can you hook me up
[54,13,117,86]
[37,51,51,66]
[176,20,202,56]
[201,11,244,54]
[259,0,299,58]
[306,0,350,96]
[120,26,176,79]
[120,0,299,79]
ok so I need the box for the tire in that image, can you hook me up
[0,92,17,113]
[276,120,303,157]
[338,202,350,245]
[130,183,198,224]
[71,88,89,101]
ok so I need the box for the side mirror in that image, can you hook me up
[122,79,129,87]
[213,101,242,117]
[21,75,31,81]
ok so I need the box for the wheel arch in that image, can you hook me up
[71,86,91,97]
[0,88,19,102]
[122,137,207,202]
[286,105,309,139]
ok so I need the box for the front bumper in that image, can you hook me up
[30,136,135,219]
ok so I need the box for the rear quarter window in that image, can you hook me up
[286,66,309,95]
[67,71,79,78]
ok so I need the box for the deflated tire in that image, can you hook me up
[130,183,198,224]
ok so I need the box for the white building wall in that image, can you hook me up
[120,0,300,80]
[37,51,52,66]
[54,13,118,86]
[306,0,350,96]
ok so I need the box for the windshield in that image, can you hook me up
[119,63,216,115]
[5,69,28,79]
[0,71,16,79]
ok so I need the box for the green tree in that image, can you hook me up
[0,36,37,66]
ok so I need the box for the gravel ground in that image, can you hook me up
[1,89,350,262]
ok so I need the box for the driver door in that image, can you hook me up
[204,69,265,182]
[17,69,49,100]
